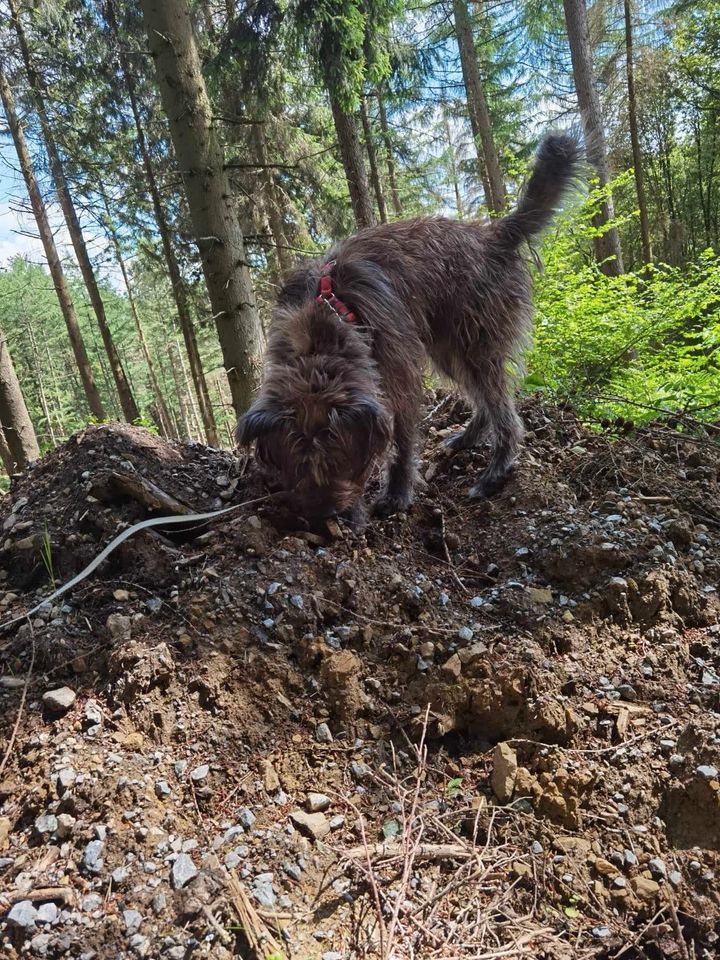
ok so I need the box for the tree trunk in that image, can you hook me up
[0,64,106,421]
[0,330,40,472]
[623,0,652,265]
[0,430,13,477]
[251,123,293,276]
[360,97,388,223]
[329,95,375,229]
[25,321,57,446]
[140,0,265,416]
[10,0,139,422]
[452,0,505,214]
[376,88,403,218]
[169,342,196,441]
[562,0,624,275]
[100,191,175,438]
[444,112,465,218]
[105,0,218,444]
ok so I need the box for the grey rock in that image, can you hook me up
[171,853,197,889]
[112,867,129,885]
[623,849,638,867]
[618,684,637,702]
[252,872,276,908]
[36,903,58,925]
[82,839,105,874]
[174,760,187,778]
[57,767,76,793]
[592,927,611,939]
[123,909,143,934]
[531,841,543,855]
[7,900,38,928]
[190,764,209,782]
[306,792,331,812]
[155,780,171,799]
[152,893,166,915]
[350,761,371,781]
[316,722,333,743]
[81,895,102,912]
[289,595,304,609]
[237,807,256,829]
[34,814,58,836]
[648,858,667,878]
[329,815,345,831]
[457,626,473,642]
[669,870,683,887]
[697,764,719,780]
[283,862,302,881]
[42,687,76,713]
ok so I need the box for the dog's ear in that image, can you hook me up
[336,398,392,463]
[235,401,286,447]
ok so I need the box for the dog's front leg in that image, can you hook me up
[346,498,369,533]
[374,411,416,517]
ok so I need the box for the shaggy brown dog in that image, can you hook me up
[238,133,582,524]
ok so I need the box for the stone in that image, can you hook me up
[594,858,616,877]
[56,814,76,839]
[648,857,667,879]
[123,909,142,933]
[155,780,171,799]
[7,900,38,928]
[171,853,198,889]
[697,765,719,780]
[0,815,10,850]
[441,653,462,679]
[631,877,660,902]
[306,792,331,812]
[252,872,276,908]
[82,839,105,874]
[237,807,256,829]
[113,589,130,602]
[457,626,473,642]
[57,768,76,793]
[190,764,209,782]
[36,903,58,925]
[106,613,132,641]
[42,687,76,713]
[260,759,280,792]
[527,586,553,604]
[316,722,333,743]
[618,684,637,702]
[112,866,129,885]
[669,870,682,887]
[34,814,58,836]
[290,810,331,841]
[490,742,517,803]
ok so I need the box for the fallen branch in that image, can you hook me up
[92,470,192,515]
[343,841,472,862]
[0,885,76,910]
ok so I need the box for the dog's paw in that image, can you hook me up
[442,430,471,453]
[373,491,413,517]
[468,471,511,500]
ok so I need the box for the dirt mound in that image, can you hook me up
[0,395,719,959]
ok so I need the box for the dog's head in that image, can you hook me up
[237,358,391,519]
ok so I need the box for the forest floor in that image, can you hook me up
[0,393,719,960]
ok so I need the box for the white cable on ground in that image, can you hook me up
[0,497,267,633]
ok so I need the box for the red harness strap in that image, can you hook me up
[315,260,356,324]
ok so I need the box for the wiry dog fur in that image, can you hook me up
[238,133,583,523]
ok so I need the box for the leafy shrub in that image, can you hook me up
[529,178,720,426]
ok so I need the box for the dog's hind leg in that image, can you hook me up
[466,358,523,498]
[374,407,417,516]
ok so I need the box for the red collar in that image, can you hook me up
[315,260,356,323]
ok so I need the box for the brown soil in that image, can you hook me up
[0,397,719,960]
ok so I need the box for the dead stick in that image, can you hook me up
[344,841,472,862]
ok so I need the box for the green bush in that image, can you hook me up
[529,178,720,427]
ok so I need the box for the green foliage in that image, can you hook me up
[530,180,720,426]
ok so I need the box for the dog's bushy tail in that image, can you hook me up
[495,132,584,249]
